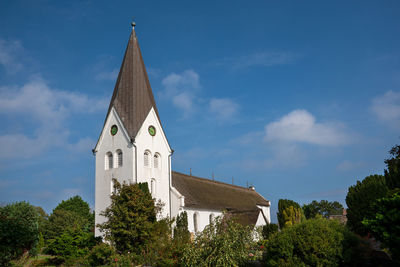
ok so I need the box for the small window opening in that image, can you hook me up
[194,213,198,233]
[154,154,159,169]
[116,150,123,167]
[144,151,150,167]
[106,152,113,170]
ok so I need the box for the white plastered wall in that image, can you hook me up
[94,107,134,237]
[257,204,271,224]
[134,107,172,218]
[183,208,223,233]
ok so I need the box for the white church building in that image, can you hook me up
[94,25,271,237]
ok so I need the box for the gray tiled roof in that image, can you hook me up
[172,171,270,213]
[103,29,161,140]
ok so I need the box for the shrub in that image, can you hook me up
[85,242,117,266]
[261,223,279,240]
[263,218,359,266]
[0,201,39,266]
[363,192,400,263]
[180,216,255,267]
[45,228,98,261]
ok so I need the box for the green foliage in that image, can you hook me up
[263,218,359,267]
[98,180,156,254]
[45,208,89,240]
[0,201,39,266]
[52,195,94,232]
[302,200,343,219]
[174,211,190,244]
[181,216,255,267]
[262,223,279,240]
[385,144,400,191]
[34,206,48,235]
[346,174,388,236]
[363,192,400,263]
[84,243,116,266]
[46,228,98,261]
[277,199,304,229]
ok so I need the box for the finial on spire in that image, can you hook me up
[131,17,136,30]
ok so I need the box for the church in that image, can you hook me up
[94,25,271,237]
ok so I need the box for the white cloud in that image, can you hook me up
[264,109,350,146]
[0,77,107,159]
[95,68,119,81]
[161,70,200,116]
[371,90,400,126]
[209,98,239,120]
[0,39,24,74]
[0,77,107,127]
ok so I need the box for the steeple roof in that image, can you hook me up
[105,28,161,140]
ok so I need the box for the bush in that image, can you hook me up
[363,192,400,263]
[45,228,98,261]
[180,216,255,266]
[261,223,279,240]
[263,218,359,266]
[0,201,39,266]
[85,242,117,266]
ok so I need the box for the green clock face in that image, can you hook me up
[148,125,156,136]
[110,125,118,136]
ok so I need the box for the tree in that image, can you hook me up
[261,223,279,240]
[0,202,39,266]
[303,200,344,219]
[181,216,255,266]
[173,211,190,244]
[98,179,156,254]
[363,192,400,263]
[52,195,94,232]
[263,218,360,267]
[384,144,400,191]
[45,209,89,241]
[346,175,388,235]
[277,199,304,229]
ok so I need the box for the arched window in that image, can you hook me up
[116,149,123,167]
[144,150,151,167]
[110,179,116,194]
[154,153,160,169]
[150,178,156,196]
[209,213,214,224]
[105,152,113,170]
[193,212,199,233]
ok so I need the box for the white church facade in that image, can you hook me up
[94,26,270,237]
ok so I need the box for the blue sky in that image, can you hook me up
[1,1,400,222]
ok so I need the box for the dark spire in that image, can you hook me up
[104,24,161,139]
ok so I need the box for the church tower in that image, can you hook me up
[93,24,172,237]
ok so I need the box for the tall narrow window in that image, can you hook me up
[154,153,160,169]
[209,213,214,224]
[110,179,116,194]
[150,178,156,196]
[193,213,198,233]
[105,152,113,170]
[144,151,150,167]
[116,150,123,167]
